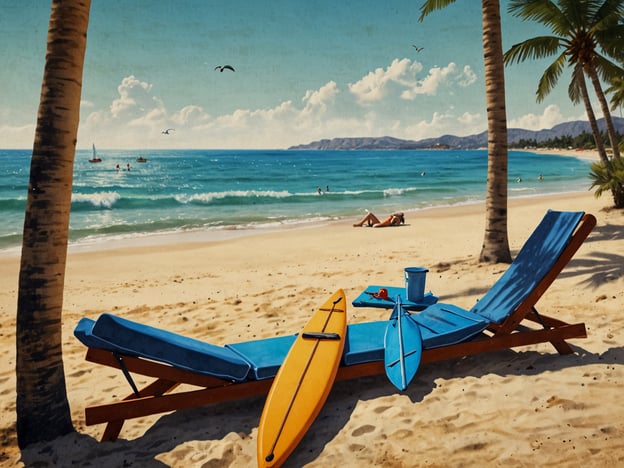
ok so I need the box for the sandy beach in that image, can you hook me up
[1,150,623,466]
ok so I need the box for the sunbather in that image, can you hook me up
[353,211,404,227]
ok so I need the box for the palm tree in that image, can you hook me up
[16,0,91,448]
[570,63,609,163]
[589,157,624,207]
[607,76,624,111]
[606,75,624,152]
[504,0,624,162]
[420,0,511,263]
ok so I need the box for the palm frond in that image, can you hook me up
[607,76,624,111]
[568,66,583,104]
[593,54,624,83]
[504,36,561,64]
[589,158,624,199]
[537,54,566,101]
[594,0,624,28]
[558,0,597,28]
[508,0,571,34]
[419,0,457,22]
[595,24,624,61]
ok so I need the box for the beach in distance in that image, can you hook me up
[0,147,594,254]
[1,149,623,466]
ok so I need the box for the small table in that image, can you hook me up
[352,285,438,311]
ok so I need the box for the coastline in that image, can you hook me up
[2,187,623,466]
[0,189,598,260]
[0,147,597,258]
[529,147,601,161]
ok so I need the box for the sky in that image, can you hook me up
[1,0,596,150]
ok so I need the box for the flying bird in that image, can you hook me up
[215,65,235,72]
[412,45,424,52]
[162,128,174,135]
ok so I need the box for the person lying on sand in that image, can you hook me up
[353,211,405,227]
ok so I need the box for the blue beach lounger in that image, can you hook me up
[75,210,595,441]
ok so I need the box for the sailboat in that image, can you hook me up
[89,143,102,163]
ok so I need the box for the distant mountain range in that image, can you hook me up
[288,117,624,150]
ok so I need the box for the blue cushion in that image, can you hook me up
[470,211,584,324]
[74,317,112,349]
[412,303,488,348]
[89,313,252,382]
[226,335,296,380]
[342,321,387,366]
[342,305,488,366]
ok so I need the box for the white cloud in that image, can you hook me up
[171,105,211,126]
[457,65,478,87]
[398,111,485,141]
[75,70,489,148]
[110,75,162,119]
[0,123,34,148]
[71,66,591,149]
[79,75,172,145]
[401,63,477,100]
[348,60,478,104]
[508,104,576,131]
[457,111,482,127]
[301,81,339,115]
[348,58,423,104]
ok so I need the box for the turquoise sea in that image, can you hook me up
[0,149,591,253]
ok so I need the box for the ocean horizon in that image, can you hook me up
[0,148,592,255]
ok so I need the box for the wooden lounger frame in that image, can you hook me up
[82,213,595,441]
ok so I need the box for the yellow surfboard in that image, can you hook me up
[257,289,347,467]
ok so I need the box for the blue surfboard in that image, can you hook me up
[384,295,423,391]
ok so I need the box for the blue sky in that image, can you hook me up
[1,0,593,149]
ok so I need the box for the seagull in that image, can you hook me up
[215,65,235,72]
[162,128,174,135]
[412,45,424,52]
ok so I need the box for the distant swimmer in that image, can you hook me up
[516,177,522,183]
[538,174,543,181]
[162,128,174,135]
[215,65,235,72]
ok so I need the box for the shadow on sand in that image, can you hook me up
[19,342,620,467]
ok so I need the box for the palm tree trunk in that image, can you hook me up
[16,0,91,448]
[587,67,621,159]
[478,0,511,264]
[576,66,609,164]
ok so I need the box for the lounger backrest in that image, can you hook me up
[90,313,252,381]
[469,210,584,324]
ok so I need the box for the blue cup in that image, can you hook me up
[404,267,428,302]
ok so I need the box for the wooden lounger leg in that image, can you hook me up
[527,310,576,355]
[549,339,574,355]
[101,420,125,442]
[99,378,179,442]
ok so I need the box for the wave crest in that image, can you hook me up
[72,191,121,208]
[175,190,292,204]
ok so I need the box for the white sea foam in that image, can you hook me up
[71,191,121,208]
[174,190,292,204]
